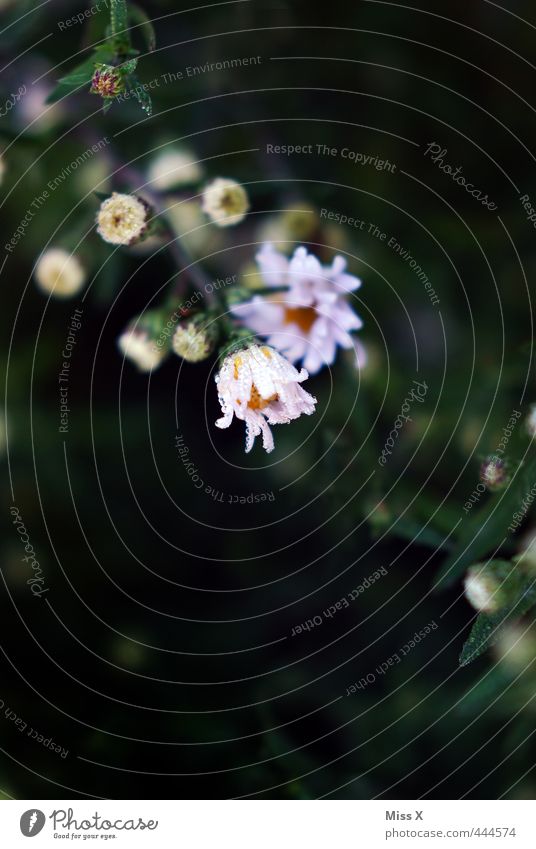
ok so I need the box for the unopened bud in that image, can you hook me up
[118,310,170,372]
[90,65,125,99]
[493,622,536,669]
[97,193,151,246]
[464,560,518,613]
[480,456,510,492]
[525,404,536,439]
[172,314,218,363]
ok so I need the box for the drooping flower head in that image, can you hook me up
[90,65,124,99]
[202,178,249,227]
[215,344,316,453]
[97,192,149,245]
[233,244,364,375]
[34,248,86,298]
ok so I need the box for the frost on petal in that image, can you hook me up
[214,345,316,453]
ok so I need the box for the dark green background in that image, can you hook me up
[1,0,536,799]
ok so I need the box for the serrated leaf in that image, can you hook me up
[435,452,536,590]
[129,4,156,51]
[459,577,536,667]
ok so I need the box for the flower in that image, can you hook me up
[215,344,316,453]
[118,326,167,372]
[201,177,249,227]
[96,193,149,245]
[464,565,505,613]
[90,65,124,99]
[172,315,218,362]
[233,244,364,375]
[148,150,202,190]
[480,456,509,491]
[34,248,86,298]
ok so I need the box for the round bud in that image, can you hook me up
[480,456,510,492]
[172,315,218,363]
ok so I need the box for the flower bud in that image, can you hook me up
[90,65,124,99]
[97,192,150,246]
[35,248,86,298]
[525,404,536,439]
[118,311,170,372]
[464,560,518,613]
[172,314,218,363]
[202,178,249,227]
[148,150,202,191]
[480,456,509,492]
[493,621,536,669]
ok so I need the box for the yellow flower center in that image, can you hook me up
[283,305,317,333]
[248,385,278,410]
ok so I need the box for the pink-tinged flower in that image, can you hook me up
[90,65,124,99]
[215,344,316,453]
[233,244,364,375]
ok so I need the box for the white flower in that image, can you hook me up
[97,192,149,245]
[35,248,85,298]
[202,177,249,227]
[148,150,202,191]
[118,327,166,372]
[215,344,316,453]
[233,244,364,375]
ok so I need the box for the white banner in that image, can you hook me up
[0,800,534,847]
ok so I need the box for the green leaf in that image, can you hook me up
[129,4,156,52]
[459,576,536,667]
[119,58,138,75]
[435,452,536,590]
[125,73,153,116]
[45,58,96,104]
[110,0,128,37]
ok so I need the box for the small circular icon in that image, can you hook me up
[20,810,46,837]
